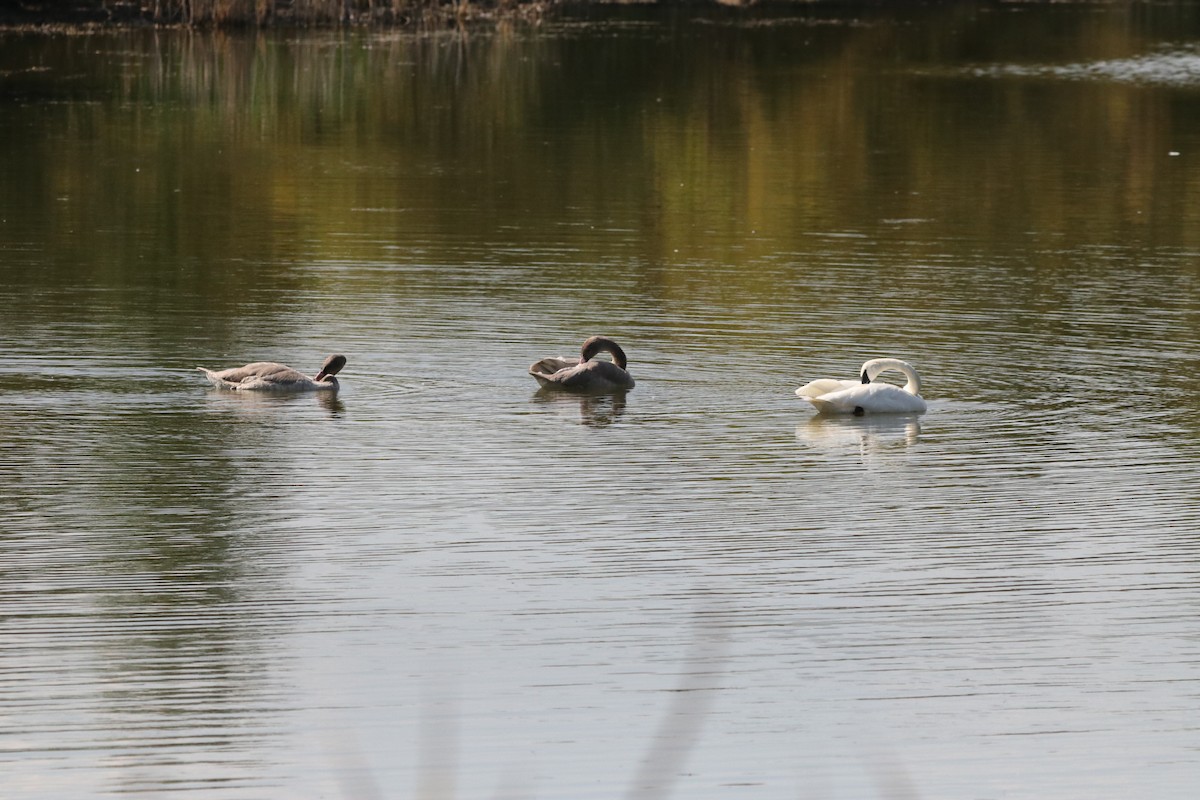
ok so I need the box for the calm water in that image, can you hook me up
[3,4,1200,798]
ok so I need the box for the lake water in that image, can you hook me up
[3,3,1200,798]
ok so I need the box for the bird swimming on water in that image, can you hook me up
[197,354,347,391]
[796,357,927,415]
[528,336,635,393]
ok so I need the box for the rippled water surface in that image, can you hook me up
[4,4,1200,798]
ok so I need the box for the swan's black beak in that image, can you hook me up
[861,372,871,384]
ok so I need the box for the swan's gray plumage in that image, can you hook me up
[529,336,635,393]
[197,354,347,391]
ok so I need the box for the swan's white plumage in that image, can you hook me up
[796,358,927,415]
[795,378,860,398]
[806,381,927,415]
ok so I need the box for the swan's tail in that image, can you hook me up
[805,397,839,415]
[196,367,230,389]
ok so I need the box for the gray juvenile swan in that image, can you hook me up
[529,336,635,392]
[197,354,347,391]
[796,357,927,415]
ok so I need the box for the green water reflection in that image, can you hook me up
[4,5,1200,313]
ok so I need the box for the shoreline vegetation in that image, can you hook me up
[0,0,561,28]
[0,0,1151,31]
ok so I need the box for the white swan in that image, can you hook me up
[197,354,346,391]
[796,358,927,415]
[529,336,636,393]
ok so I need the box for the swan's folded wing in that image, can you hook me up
[529,356,580,386]
[796,378,857,398]
[530,358,634,392]
[804,389,860,415]
[806,383,925,415]
[241,363,308,384]
[529,356,578,374]
[197,362,308,389]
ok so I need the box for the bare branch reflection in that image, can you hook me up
[625,610,730,800]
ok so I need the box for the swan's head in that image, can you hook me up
[580,336,628,370]
[315,354,348,382]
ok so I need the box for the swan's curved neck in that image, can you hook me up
[862,358,921,396]
[581,337,628,370]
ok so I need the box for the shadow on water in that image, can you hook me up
[324,605,924,799]
[330,608,734,800]
[622,612,730,800]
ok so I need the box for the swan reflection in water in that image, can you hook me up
[532,388,628,427]
[202,384,345,416]
[796,414,921,462]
